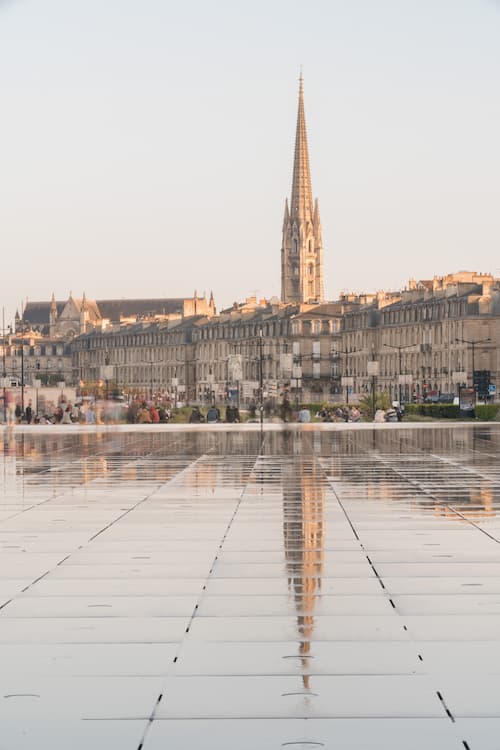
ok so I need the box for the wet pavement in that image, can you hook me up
[1,423,500,748]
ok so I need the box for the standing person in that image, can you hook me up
[15,403,22,424]
[25,400,33,424]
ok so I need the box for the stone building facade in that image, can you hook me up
[71,297,344,405]
[340,272,500,402]
[0,334,72,386]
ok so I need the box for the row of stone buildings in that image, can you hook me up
[67,271,499,405]
[4,270,495,406]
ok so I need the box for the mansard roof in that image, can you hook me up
[23,297,189,329]
[23,301,65,326]
[97,298,185,320]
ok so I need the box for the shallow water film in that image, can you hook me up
[2,424,500,749]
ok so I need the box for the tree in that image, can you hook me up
[358,390,390,419]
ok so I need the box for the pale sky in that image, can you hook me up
[1,0,499,325]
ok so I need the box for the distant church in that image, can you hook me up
[20,292,215,338]
[281,76,324,304]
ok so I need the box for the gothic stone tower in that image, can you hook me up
[281,77,324,304]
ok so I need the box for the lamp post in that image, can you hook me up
[455,337,491,400]
[258,327,264,425]
[20,316,25,417]
[2,307,6,423]
[104,351,110,401]
[367,344,380,419]
[331,347,361,404]
[383,343,416,406]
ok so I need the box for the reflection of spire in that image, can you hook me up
[282,456,324,689]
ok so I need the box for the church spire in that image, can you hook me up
[281,76,325,304]
[290,74,313,223]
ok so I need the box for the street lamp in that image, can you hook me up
[19,315,27,416]
[455,337,491,398]
[1,307,6,423]
[258,327,264,425]
[383,343,416,406]
[367,344,380,419]
[331,347,361,404]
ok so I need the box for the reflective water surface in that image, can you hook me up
[2,424,500,748]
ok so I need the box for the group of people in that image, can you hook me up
[126,401,171,424]
[189,404,241,424]
[317,405,362,422]
[374,406,403,423]
[6,399,100,426]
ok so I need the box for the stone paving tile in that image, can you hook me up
[144,718,464,749]
[154,674,445,719]
[0,719,147,750]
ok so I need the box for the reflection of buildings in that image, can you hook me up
[318,426,500,521]
[282,457,325,688]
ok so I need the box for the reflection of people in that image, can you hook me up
[297,406,311,423]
